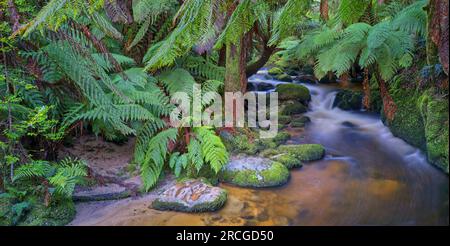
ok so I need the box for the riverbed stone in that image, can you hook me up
[276,84,311,103]
[152,179,227,212]
[73,183,131,202]
[220,157,290,188]
[278,144,325,162]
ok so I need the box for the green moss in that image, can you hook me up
[281,102,308,115]
[259,162,290,186]
[273,132,291,145]
[1,195,76,226]
[276,73,293,82]
[279,115,292,125]
[419,91,449,173]
[152,190,227,213]
[221,162,289,188]
[260,149,282,158]
[221,133,258,155]
[278,144,325,162]
[273,154,303,169]
[268,67,284,75]
[384,89,426,149]
[276,84,311,102]
[333,90,363,110]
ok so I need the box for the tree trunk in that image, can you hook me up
[224,37,248,93]
[375,71,397,121]
[362,68,371,110]
[427,0,449,75]
[320,0,329,21]
[246,45,276,77]
[339,73,350,87]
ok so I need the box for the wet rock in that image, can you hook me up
[268,67,284,75]
[152,179,227,212]
[276,73,293,82]
[257,82,276,91]
[297,74,318,84]
[279,115,292,125]
[333,90,363,110]
[290,116,311,128]
[278,144,325,162]
[281,102,308,115]
[276,84,311,103]
[73,183,131,202]
[272,153,303,169]
[220,157,290,188]
[342,121,358,128]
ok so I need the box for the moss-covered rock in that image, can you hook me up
[333,90,363,110]
[220,157,290,188]
[418,91,449,173]
[278,144,325,162]
[276,84,311,102]
[383,89,427,150]
[260,148,282,158]
[276,73,293,82]
[152,180,227,212]
[272,154,303,169]
[268,67,284,75]
[290,116,311,128]
[281,102,308,115]
[220,131,258,155]
[279,115,292,125]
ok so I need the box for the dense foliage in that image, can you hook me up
[0,0,448,225]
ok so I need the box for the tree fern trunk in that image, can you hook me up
[362,68,371,110]
[375,71,397,121]
[224,37,248,93]
[320,0,329,21]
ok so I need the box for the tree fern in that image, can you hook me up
[139,128,178,191]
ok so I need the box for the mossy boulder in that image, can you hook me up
[278,144,325,162]
[279,115,292,125]
[333,90,363,110]
[276,73,293,82]
[290,116,311,128]
[272,154,303,169]
[276,84,311,102]
[152,179,227,212]
[220,157,290,188]
[298,74,318,84]
[383,89,426,150]
[268,67,284,75]
[418,91,449,173]
[281,101,308,115]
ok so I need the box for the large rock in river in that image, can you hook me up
[276,84,311,103]
[220,157,290,188]
[152,179,227,212]
[333,90,363,110]
[278,144,325,162]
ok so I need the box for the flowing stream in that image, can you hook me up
[70,69,449,226]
